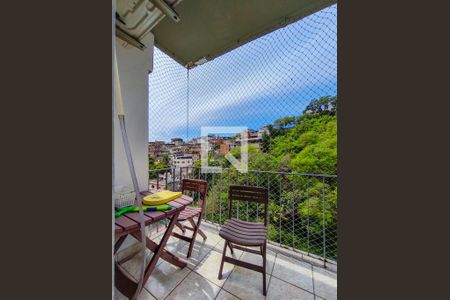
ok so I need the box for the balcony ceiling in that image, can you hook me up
[151,0,336,68]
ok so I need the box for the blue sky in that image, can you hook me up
[149,4,336,142]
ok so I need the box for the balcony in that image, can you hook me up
[149,167,337,264]
[113,166,338,299]
[115,222,336,300]
[115,1,337,298]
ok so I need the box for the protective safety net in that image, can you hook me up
[148,4,337,263]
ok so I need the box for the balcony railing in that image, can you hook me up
[149,166,337,267]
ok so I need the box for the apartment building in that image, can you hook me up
[235,129,264,148]
[171,138,184,146]
[170,154,193,169]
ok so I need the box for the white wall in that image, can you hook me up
[114,34,153,192]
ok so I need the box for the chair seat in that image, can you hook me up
[177,206,201,221]
[219,218,267,246]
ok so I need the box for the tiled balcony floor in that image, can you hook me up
[115,223,337,300]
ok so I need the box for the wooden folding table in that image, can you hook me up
[114,192,193,299]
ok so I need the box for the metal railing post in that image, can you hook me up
[212,172,215,223]
[279,174,282,246]
[267,173,270,228]
[256,172,259,219]
[172,167,175,191]
[156,170,160,189]
[228,168,231,219]
[180,167,183,185]
[292,175,295,249]
[246,172,249,221]
[165,169,168,189]
[236,169,239,220]
[204,170,208,221]
[322,176,326,265]
[219,171,222,224]
[307,179,310,255]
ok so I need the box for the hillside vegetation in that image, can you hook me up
[198,96,338,259]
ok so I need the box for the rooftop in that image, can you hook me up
[114,223,336,300]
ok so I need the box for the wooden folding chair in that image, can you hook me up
[218,185,269,296]
[171,179,208,258]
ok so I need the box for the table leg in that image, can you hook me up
[144,212,182,288]
[115,234,127,254]
[115,211,187,299]
[115,262,137,299]
[130,218,187,269]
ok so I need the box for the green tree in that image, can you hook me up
[148,155,155,169]
[274,116,297,129]
[303,96,336,115]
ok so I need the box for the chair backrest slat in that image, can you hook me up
[181,179,207,210]
[228,185,269,226]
